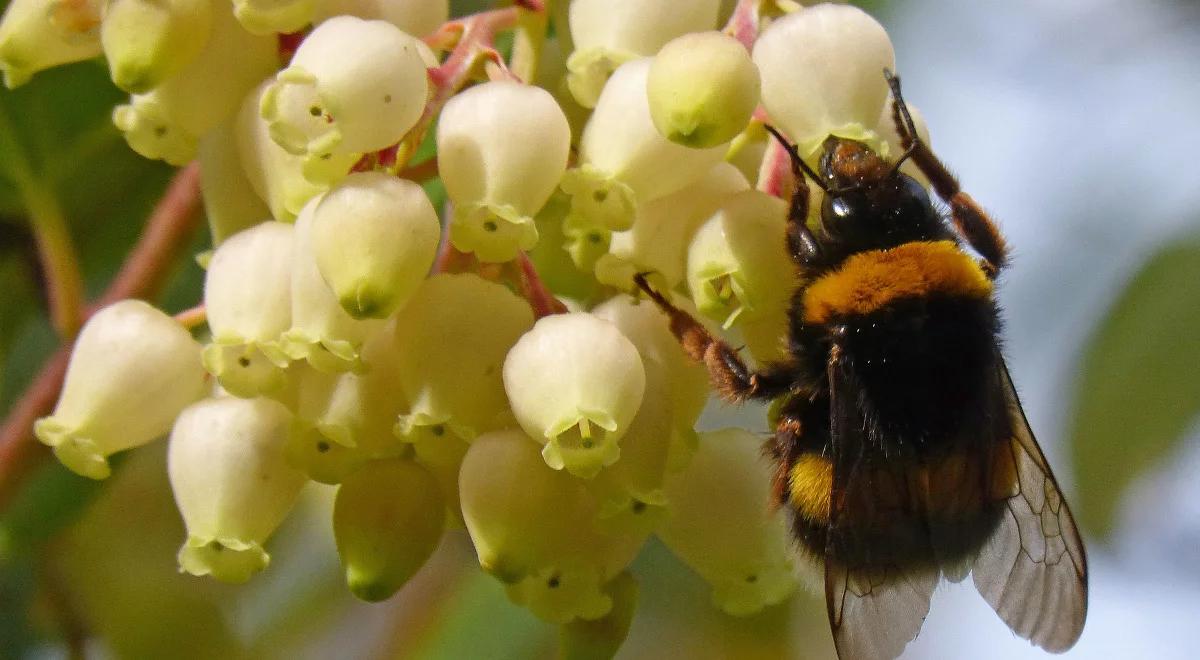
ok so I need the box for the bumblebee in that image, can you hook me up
[635,71,1087,659]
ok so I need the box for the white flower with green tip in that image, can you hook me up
[657,428,798,616]
[564,59,727,234]
[202,221,294,398]
[647,31,760,149]
[0,0,102,88]
[169,396,307,584]
[310,171,440,320]
[565,0,719,108]
[100,0,212,93]
[503,313,645,478]
[34,300,208,480]
[439,81,570,263]
[753,4,896,156]
[334,458,445,601]
[393,273,534,442]
[687,190,791,329]
[261,16,427,161]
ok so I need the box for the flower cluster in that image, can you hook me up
[5,0,930,653]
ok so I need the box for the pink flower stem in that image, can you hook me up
[724,0,763,51]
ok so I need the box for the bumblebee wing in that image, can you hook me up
[971,356,1088,651]
[824,351,938,660]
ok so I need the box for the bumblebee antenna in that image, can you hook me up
[764,124,829,193]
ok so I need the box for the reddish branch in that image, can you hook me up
[0,163,203,509]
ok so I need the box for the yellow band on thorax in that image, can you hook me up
[802,240,992,325]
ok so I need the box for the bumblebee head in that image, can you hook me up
[816,136,945,250]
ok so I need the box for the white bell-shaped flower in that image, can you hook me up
[334,458,445,601]
[566,0,719,108]
[261,16,428,160]
[393,273,534,441]
[112,2,279,165]
[594,162,748,292]
[657,428,798,616]
[562,59,726,234]
[236,80,337,222]
[169,396,308,583]
[34,300,208,480]
[647,31,760,149]
[503,313,645,478]
[198,118,270,245]
[438,81,571,263]
[291,325,406,448]
[686,190,791,330]
[233,0,314,35]
[753,4,895,156]
[309,171,440,320]
[0,0,102,88]
[100,0,212,93]
[312,0,446,36]
[281,196,384,372]
[202,221,294,398]
[459,429,648,622]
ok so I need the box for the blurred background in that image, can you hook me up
[2,0,1199,658]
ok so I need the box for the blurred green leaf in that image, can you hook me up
[1070,236,1200,537]
[0,57,202,658]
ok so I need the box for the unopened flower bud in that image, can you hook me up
[563,59,726,233]
[233,0,313,35]
[687,190,791,329]
[657,428,797,615]
[261,17,427,159]
[115,6,279,166]
[439,81,570,263]
[312,0,446,37]
[281,197,384,372]
[202,221,294,398]
[566,0,719,108]
[310,172,439,319]
[503,313,645,478]
[753,5,895,155]
[169,397,307,583]
[594,162,747,291]
[34,300,207,479]
[0,0,102,88]
[334,458,445,601]
[393,273,534,441]
[100,0,212,93]
[647,31,759,149]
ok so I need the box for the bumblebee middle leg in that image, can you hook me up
[884,70,1009,277]
[633,273,795,403]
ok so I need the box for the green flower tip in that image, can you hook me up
[709,562,798,617]
[542,416,622,479]
[178,536,269,584]
[346,566,401,603]
[35,419,111,480]
[202,341,289,398]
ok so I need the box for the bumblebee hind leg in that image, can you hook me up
[633,273,796,403]
[884,69,1009,278]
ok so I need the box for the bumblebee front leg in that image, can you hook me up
[884,70,1009,277]
[633,273,794,403]
[764,125,824,267]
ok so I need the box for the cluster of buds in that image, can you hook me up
[8,0,930,652]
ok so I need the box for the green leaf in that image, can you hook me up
[1069,236,1200,537]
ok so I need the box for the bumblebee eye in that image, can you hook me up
[829,196,855,219]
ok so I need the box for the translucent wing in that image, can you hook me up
[972,357,1088,652]
[824,351,937,660]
